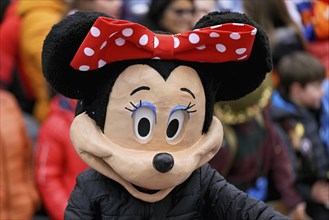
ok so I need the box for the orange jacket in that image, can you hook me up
[0,90,40,219]
[17,0,68,122]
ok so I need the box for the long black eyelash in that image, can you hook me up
[185,102,197,113]
[125,100,142,112]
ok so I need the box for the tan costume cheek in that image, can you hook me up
[70,112,223,203]
[71,113,113,158]
[105,103,136,144]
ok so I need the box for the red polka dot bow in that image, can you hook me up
[70,17,258,71]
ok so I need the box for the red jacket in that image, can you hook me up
[0,1,32,97]
[35,95,88,220]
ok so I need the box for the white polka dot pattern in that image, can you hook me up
[70,17,258,71]
[154,36,159,48]
[236,48,247,55]
[139,34,148,45]
[174,37,180,48]
[115,38,125,46]
[230,33,241,40]
[98,59,106,68]
[84,47,94,56]
[122,28,133,37]
[211,25,222,29]
[79,65,90,71]
[216,44,226,53]
[196,45,206,50]
[100,41,107,50]
[210,32,220,38]
[238,55,248,60]
[189,33,200,44]
[90,27,100,37]
[233,23,244,26]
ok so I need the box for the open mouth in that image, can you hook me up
[133,184,160,194]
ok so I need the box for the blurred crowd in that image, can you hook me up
[0,0,328,220]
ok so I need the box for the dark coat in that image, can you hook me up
[270,91,329,220]
[65,163,288,220]
[270,92,329,191]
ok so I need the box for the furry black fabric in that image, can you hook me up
[194,11,273,101]
[42,12,112,99]
[42,11,272,134]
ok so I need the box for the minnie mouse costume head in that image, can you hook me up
[42,11,286,219]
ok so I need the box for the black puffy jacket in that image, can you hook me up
[65,164,289,220]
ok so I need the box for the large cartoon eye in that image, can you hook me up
[166,109,185,142]
[133,106,155,141]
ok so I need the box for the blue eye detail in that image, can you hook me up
[169,102,196,120]
[169,105,189,119]
[132,101,156,118]
[166,103,196,142]
[125,101,157,121]
[125,101,157,142]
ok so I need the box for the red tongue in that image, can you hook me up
[141,187,152,191]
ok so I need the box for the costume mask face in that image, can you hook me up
[42,10,272,204]
[71,64,223,202]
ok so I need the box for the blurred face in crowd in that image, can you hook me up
[87,0,123,18]
[193,0,217,24]
[161,0,195,33]
[291,80,324,109]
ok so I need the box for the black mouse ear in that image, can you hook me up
[194,11,272,101]
[42,11,112,99]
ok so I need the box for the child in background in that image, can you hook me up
[210,75,309,219]
[270,51,329,220]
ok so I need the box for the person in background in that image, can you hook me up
[0,0,34,114]
[192,0,218,25]
[0,89,40,220]
[67,0,123,18]
[242,0,307,86]
[139,0,195,34]
[0,0,41,153]
[35,95,89,220]
[209,75,309,219]
[34,2,123,219]
[0,0,39,138]
[16,0,69,123]
[295,0,329,148]
[270,51,329,220]
[14,1,69,218]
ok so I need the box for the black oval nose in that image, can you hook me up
[153,153,174,173]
